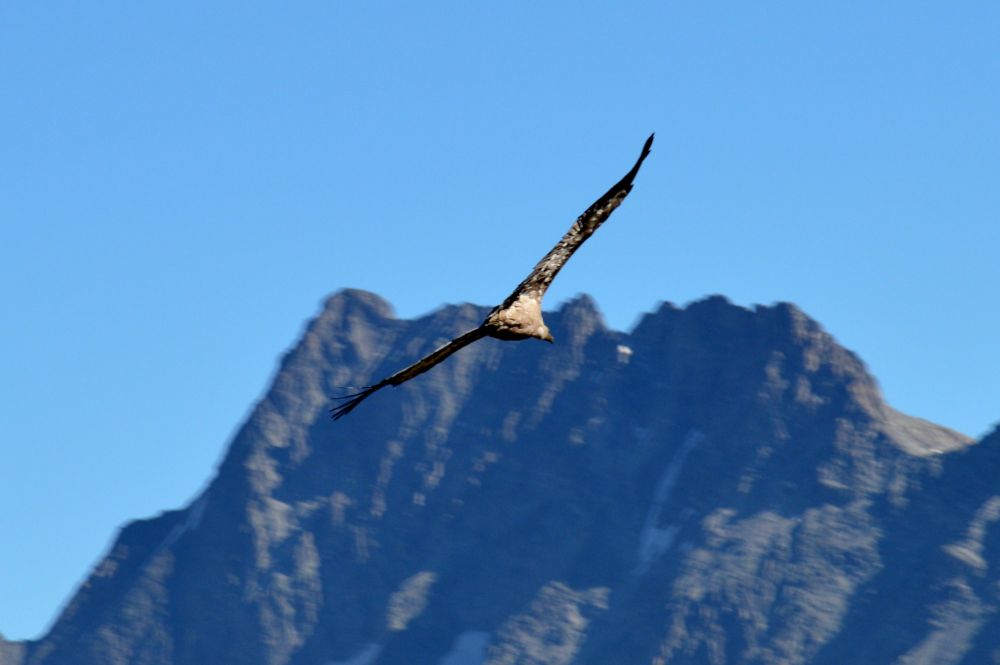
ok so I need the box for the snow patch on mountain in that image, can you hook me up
[634,431,701,574]
[438,631,490,665]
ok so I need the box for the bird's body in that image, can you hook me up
[331,134,654,420]
[483,292,550,341]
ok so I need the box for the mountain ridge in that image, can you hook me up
[4,289,995,665]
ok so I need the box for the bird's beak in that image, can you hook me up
[545,334,555,344]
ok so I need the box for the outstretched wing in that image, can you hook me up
[500,133,654,309]
[331,326,489,420]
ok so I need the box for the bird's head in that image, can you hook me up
[538,325,554,344]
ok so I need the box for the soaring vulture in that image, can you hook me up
[331,134,653,420]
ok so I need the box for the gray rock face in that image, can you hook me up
[6,289,997,665]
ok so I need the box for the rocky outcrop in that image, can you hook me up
[8,289,995,665]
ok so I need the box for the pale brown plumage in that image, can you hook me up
[331,134,653,420]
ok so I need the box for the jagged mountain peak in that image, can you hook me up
[321,288,396,320]
[5,291,993,665]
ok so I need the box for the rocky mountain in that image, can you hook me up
[3,289,998,665]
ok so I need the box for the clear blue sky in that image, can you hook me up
[1,1,997,641]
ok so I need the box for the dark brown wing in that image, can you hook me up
[500,133,654,310]
[331,326,489,420]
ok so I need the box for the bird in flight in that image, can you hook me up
[331,134,654,420]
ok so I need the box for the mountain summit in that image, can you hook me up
[5,290,998,665]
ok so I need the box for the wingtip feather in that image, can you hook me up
[636,133,654,167]
[612,133,654,195]
[330,393,366,420]
[329,386,378,420]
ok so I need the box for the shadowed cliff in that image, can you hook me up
[5,289,997,665]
